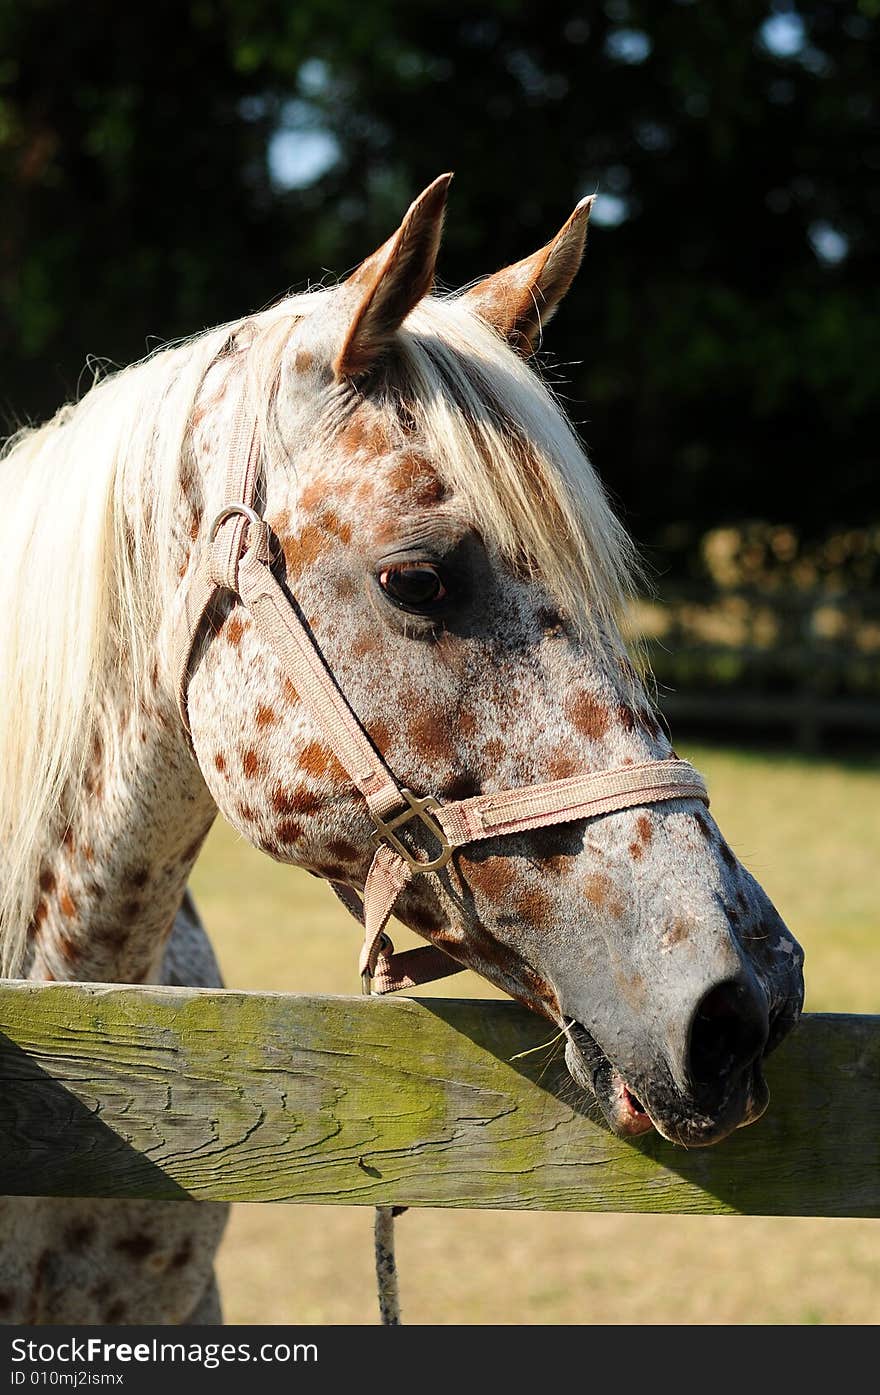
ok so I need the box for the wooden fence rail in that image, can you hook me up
[0,982,877,1217]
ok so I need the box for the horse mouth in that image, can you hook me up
[563,1020,771,1146]
[564,1021,655,1139]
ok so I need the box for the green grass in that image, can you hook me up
[190,741,879,1324]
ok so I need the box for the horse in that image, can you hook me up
[0,174,804,1324]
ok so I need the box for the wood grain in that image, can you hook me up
[0,982,876,1215]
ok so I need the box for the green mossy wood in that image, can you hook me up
[0,983,876,1216]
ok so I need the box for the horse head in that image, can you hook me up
[180,176,804,1147]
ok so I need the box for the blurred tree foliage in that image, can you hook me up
[1,0,877,559]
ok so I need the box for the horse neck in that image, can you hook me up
[26,476,218,988]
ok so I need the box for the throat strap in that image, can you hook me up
[174,407,709,995]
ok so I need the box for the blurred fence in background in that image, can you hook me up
[630,522,880,750]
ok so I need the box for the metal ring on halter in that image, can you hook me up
[361,932,393,995]
[209,503,264,544]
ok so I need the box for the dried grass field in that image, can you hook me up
[188,743,880,1325]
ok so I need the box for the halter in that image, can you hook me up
[172,411,709,995]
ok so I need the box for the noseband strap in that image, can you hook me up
[174,406,709,995]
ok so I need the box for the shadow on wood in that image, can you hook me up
[0,1033,191,1201]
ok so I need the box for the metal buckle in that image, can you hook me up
[371,790,453,872]
[209,503,264,544]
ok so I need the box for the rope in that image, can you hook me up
[362,968,403,1326]
[373,1205,402,1326]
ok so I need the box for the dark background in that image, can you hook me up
[2,0,878,733]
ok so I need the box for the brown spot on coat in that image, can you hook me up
[39,869,56,894]
[115,1232,156,1262]
[226,616,245,647]
[663,918,690,948]
[64,1221,96,1252]
[340,415,389,457]
[275,819,305,846]
[614,967,647,1010]
[388,452,445,506]
[214,752,227,774]
[327,838,359,865]
[334,573,358,601]
[272,783,321,818]
[351,632,380,660]
[27,1250,53,1323]
[59,890,77,919]
[57,933,80,964]
[241,747,265,779]
[369,719,390,753]
[565,692,610,740]
[463,856,517,902]
[516,884,554,928]
[270,507,291,538]
[170,1238,193,1270]
[456,707,477,738]
[299,741,345,781]
[316,508,352,545]
[583,872,625,917]
[636,815,653,846]
[548,752,579,779]
[295,480,326,514]
[408,708,453,767]
[284,523,330,577]
[584,872,611,908]
[256,704,277,729]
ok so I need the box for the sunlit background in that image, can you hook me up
[2,0,877,1324]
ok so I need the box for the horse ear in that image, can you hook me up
[333,173,453,379]
[461,196,594,355]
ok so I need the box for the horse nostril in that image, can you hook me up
[687,980,768,1090]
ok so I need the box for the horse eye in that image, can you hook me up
[378,563,447,611]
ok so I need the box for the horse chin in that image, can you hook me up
[564,1022,655,1139]
[564,1021,772,1148]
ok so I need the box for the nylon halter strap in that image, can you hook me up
[173,411,710,995]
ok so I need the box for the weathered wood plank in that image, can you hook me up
[0,982,876,1216]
